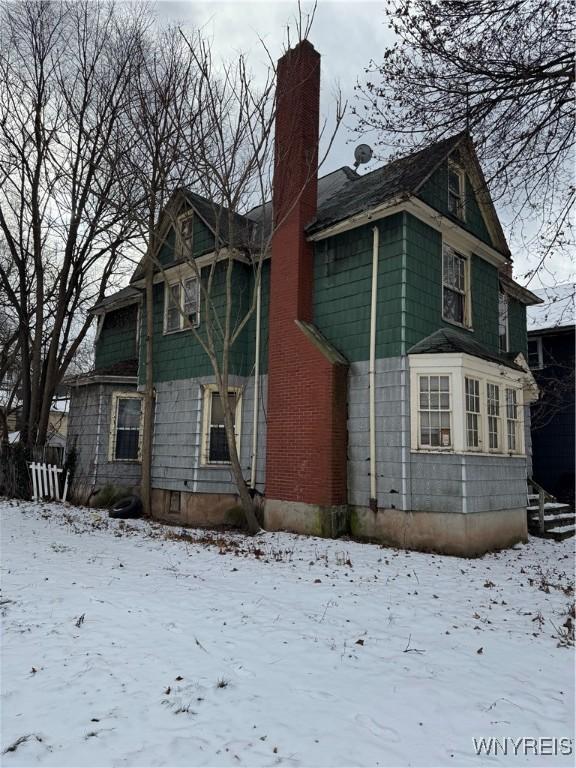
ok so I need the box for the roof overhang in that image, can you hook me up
[65,375,138,388]
[499,274,542,306]
[308,195,511,269]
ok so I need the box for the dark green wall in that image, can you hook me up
[313,215,405,361]
[417,157,494,248]
[139,259,270,384]
[94,304,138,368]
[509,299,527,357]
[157,215,215,266]
[311,211,527,364]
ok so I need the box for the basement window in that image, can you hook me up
[201,385,242,465]
[109,393,143,462]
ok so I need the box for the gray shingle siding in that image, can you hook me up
[151,375,267,495]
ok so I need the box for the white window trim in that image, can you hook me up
[448,160,466,221]
[108,391,144,463]
[442,242,473,330]
[464,375,482,451]
[175,212,194,260]
[409,353,526,456]
[417,373,453,449]
[163,276,200,335]
[200,384,242,466]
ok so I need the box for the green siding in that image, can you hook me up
[403,213,508,356]
[509,299,527,357]
[157,215,215,266]
[418,158,494,247]
[313,215,405,361]
[139,259,269,383]
[94,304,138,368]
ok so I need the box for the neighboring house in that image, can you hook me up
[66,41,541,555]
[527,283,575,503]
[1,372,69,463]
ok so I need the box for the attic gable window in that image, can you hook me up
[164,277,199,333]
[442,245,469,327]
[447,162,465,220]
[176,214,194,259]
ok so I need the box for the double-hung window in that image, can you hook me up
[164,277,199,333]
[506,388,519,453]
[109,393,143,461]
[498,292,509,352]
[465,377,481,449]
[443,246,468,326]
[448,162,465,220]
[418,375,451,448]
[487,383,501,451]
[201,386,242,465]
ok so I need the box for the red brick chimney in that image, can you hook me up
[265,41,348,532]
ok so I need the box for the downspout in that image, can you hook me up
[250,278,262,490]
[400,213,409,512]
[92,384,104,494]
[369,226,379,511]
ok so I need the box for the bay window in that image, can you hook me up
[410,355,526,455]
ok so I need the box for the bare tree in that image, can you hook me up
[157,29,343,534]
[113,26,205,517]
[0,0,149,449]
[354,0,574,278]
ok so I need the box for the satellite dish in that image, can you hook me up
[354,144,373,169]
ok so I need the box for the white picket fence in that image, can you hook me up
[29,462,69,502]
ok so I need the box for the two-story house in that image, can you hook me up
[66,40,541,555]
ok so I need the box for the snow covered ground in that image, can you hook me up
[1,499,574,768]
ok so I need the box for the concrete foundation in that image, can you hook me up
[264,499,349,538]
[350,506,528,557]
[150,488,244,528]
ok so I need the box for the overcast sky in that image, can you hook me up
[155,1,572,288]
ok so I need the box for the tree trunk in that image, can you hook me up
[140,256,155,517]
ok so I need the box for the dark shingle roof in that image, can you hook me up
[91,286,141,314]
[64,359,138,386]
[408,328,525,371]
[308,134,466,235]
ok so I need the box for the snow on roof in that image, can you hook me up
[527,283,575,332]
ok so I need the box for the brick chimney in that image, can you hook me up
[265,41,348,534]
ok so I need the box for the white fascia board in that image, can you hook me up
[131,248,254,289]
[308,195,509,269]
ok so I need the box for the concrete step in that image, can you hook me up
[527,502,572,514]
[528,513,576,532]
[546,524,576,542]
